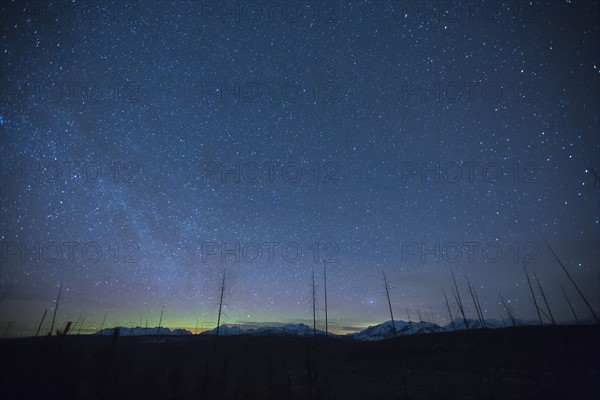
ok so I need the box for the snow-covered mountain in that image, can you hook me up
[348,317,545,341]
[91,317,555,340]
[201,323,329,337]
[348,320,443,341]
[95,327,192,336]
[201,325,245,336]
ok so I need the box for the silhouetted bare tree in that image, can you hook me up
[499,294,517,327]
[560,284,580,324]
[35,309,47,337]
[443,289,455,331]
[382,270,396,337]
[99,311,107,332]
[466,276,486,328]
[323,262,328,338]
[157,307,164,335]
[524,264,543,325]
[541,235,599,323]
[216,270,227,338]
[451,269,468,330]
[533,270,555,325]
[312,269,317,342]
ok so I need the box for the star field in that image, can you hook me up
[0,1,598,335]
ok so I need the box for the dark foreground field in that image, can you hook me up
[1,325,598,400]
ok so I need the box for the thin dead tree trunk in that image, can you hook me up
[312,269,317,343]
[451,269,469,330]
[157,307,164,335]
[499,294,517,327]
[216,270,226,338]
[541,235,599,323]
[383,271,397,337]
[534,300,552,321]
[466,276,485,329]
[100,312,107,332]
[35,309,48,337]
[524,264,543,325]
[443,289,456,331]
[49,284,63,336]
[497,311,507,328]
[451,286,468,331]
[533,271,556,325]
[323,262,328,338]
[560,284,580,324]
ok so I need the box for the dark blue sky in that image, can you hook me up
[1,1,598,335]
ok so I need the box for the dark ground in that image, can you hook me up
[1,325,598,400]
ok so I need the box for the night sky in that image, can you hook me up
[1,1,598,336]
